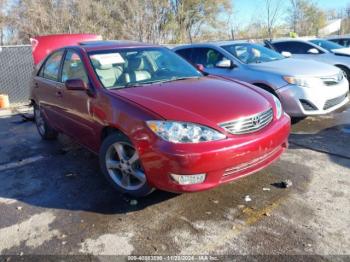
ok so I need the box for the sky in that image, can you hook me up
[233,0,350,27]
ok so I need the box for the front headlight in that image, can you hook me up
[283,76,323,88]
[146,121,226,143]
[272,95,282,119]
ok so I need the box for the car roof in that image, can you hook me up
[271,38,310,43]
[76,40,159,52]
[327,35,350,39]
[173,40,250,50]
[309,38,330,42]
[207,40,250,46]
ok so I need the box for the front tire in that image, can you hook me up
[291,116,306,124]
[99,132,154,197]
[336,65,350,89]
[34,104,58,140]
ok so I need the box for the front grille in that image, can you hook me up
[300,99,318,111]
[219,108,273,135]
[323,93,348,110]
[223,146,282,177]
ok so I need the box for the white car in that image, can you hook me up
[267,38,350,83]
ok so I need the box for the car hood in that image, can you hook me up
[332,48,350,56]
[248,58,340,77]
[110,76,271,127]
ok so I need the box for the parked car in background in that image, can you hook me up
[310,39,350,56]
[327,35,350,48]
[30,35,290,197]
[266,39,350,83]
[174,41,349,117]
[30,33,102,65]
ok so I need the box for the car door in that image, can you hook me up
[56,49,97,147]
[33,50,65,130]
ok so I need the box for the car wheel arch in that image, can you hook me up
[334,64,349,69]
[335,65,350,80]
[101,126,127,142]
[253,83,279,98]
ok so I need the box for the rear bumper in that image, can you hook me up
[138,114,290,193]
[277,80,349,117]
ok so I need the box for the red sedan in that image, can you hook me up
[30,35,290,197]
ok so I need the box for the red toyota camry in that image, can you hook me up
[30,34,290,197]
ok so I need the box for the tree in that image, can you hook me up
[286,0,326,36]
[6,0,131,43]
[170,0,232,43]
[113,0,172,43]
[0,0,6,45]
[264,0,283,40]
[4,0,233,44]
[338,4,350,34]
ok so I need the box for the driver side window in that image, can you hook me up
[192,48,225,68]
[275,42,314,54]
[61,51,89,84]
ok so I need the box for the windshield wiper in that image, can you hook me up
[111,77,200,90]
[123,82,145,88]
[156,76,200,84]
[123,80,162,88]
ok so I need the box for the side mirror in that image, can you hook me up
[307,48,319,54]
[196,64,205,72]
[65,79,88,91]
[281,51,292,58]
[216,59,234,69]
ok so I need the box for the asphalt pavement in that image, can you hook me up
[0,104,349,261]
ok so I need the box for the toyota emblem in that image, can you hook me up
[252,116,260,126]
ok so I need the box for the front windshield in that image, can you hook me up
[89,47,202,89]
[310,39,343,51]
[222,43,285,64]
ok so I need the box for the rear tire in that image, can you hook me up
[99,132,154,197]
[34,104,58,140]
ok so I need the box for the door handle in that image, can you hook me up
[55,91,63,97]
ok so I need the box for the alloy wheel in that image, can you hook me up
[105,141,146,191]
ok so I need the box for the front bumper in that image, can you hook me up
[276,80,349,117]
[137,114,290,193]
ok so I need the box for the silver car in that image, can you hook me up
[267,39,350,81]
[173,41,349,117]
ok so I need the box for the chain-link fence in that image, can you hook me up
[0,45,34,106]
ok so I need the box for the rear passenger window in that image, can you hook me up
[40,51,64,81]
[62,51,89,84]
[175,48,193,62]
